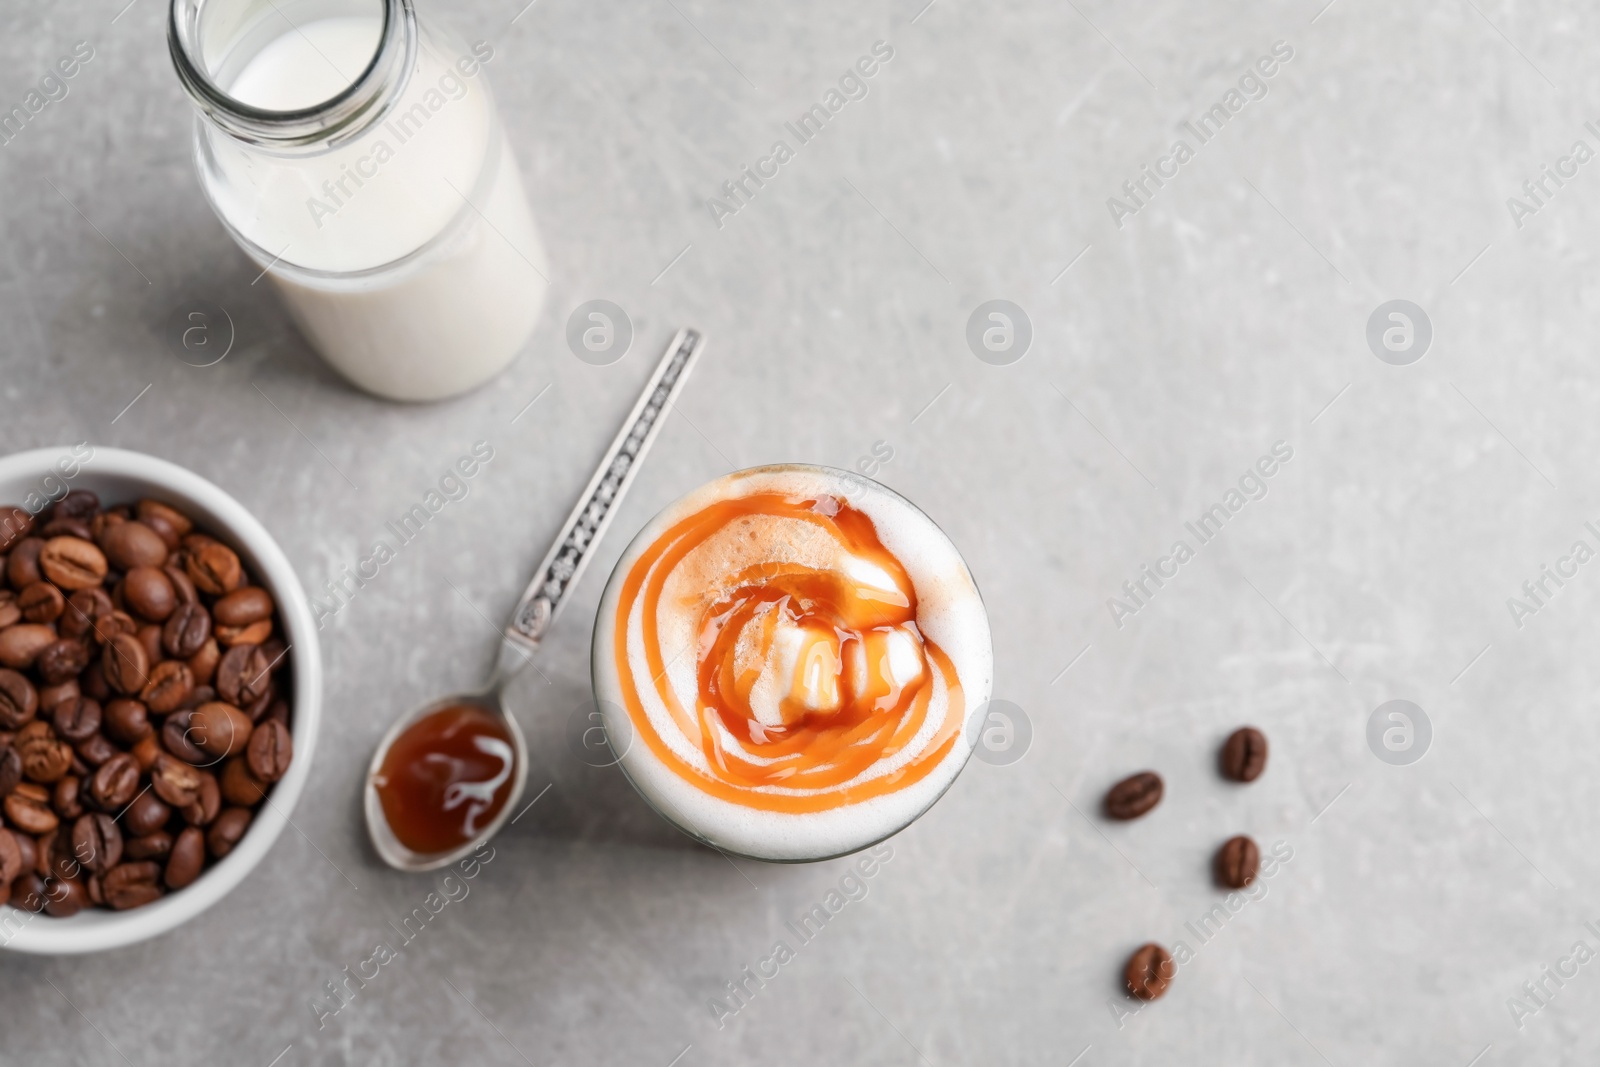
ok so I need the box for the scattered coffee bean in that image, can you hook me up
[0,826,22,886]
[35,638,89,686]
[1125,943,1175,1001]
[1215,835,1260,889]
[0,744,20,797]
[1221,727,1268,782]
[161,710,209,765]
[44,876,89,917]
[1104,771,1163,820]
[102,522,168,572]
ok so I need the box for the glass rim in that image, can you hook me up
[166,0,415,148]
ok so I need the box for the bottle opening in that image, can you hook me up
[169,0,412,146]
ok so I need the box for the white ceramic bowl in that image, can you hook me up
[0,446,321,954]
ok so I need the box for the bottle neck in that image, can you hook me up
[167,0,416,151]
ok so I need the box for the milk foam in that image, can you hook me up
[594,465,993,861]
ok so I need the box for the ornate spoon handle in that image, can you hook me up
[503,328,705,653]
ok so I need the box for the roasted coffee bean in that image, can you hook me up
[138,500,191,537]
[162,710,209,765]
[150,754,203,807]
[37,679,79,713]
[102,633,149,695]
[40,826,80,882]
[0,591,19,629]
[191,702,252,759]
[5,782,58,834]
[124,832,171,861]
[39,536,108,590]
[1215,835,1260,889]
[50,490,98,524]
[12,831,37,878]
[122,566,176,622]
[125,790,171,837]
[207,807,251,859]
[0,624,57,670]
[214,587,273,628]
[256,697,288,726]
[217,644,271,707]
[74,733,116,768]
[59,587,107,641]
[84,872,104,906]
[130,735,161,771]
[35,639,90,686]
[216,619,273,647]
[247,719,292,783]
[187,541,242,596]
[0,668,38,728]
[18,582,64,624]
[1104,771,1164,820]
[92,610,137,648]
[102,521,168,571]
[80,662,111,703]
[91,510,126,544]
[165,827,204,889]
[40,517,93,540]
[0,827,22,886]
[181,771,220,826]
[161,602,210,659]
[137,624,162,667]
[103,861,162,909]
[0,743,20,797]
[220,757,266,806]
[141,661,193,715]
[9,870,48,911]
[1220,727,1268,783]
[52,775,84,820]
[7,537,44,588]
[0,506,33,554]
[1124,943,1175,1001]
[103,699,151,745]
[44,876,89,917]
[163,563,198,607]
[16,724,73,783]
[88,752,139,810]
[71,813,122,874]
[181,685,216,712]
[188,637,220,687]
[51,697,101,743]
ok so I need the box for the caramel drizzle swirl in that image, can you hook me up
[613,492,964,814]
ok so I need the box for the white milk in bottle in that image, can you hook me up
[170,0,549,400]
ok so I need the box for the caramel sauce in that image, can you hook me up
[613,492,964,813]
[373,704,516,855]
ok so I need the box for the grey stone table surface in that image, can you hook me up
[1,0,1597,1062]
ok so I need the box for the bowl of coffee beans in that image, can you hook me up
[0,446,321,953]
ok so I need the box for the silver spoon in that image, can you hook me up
[365,328,707,871]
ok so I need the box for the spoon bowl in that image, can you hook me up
[363,329,705,870]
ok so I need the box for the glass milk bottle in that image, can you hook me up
[168,0,549,401]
